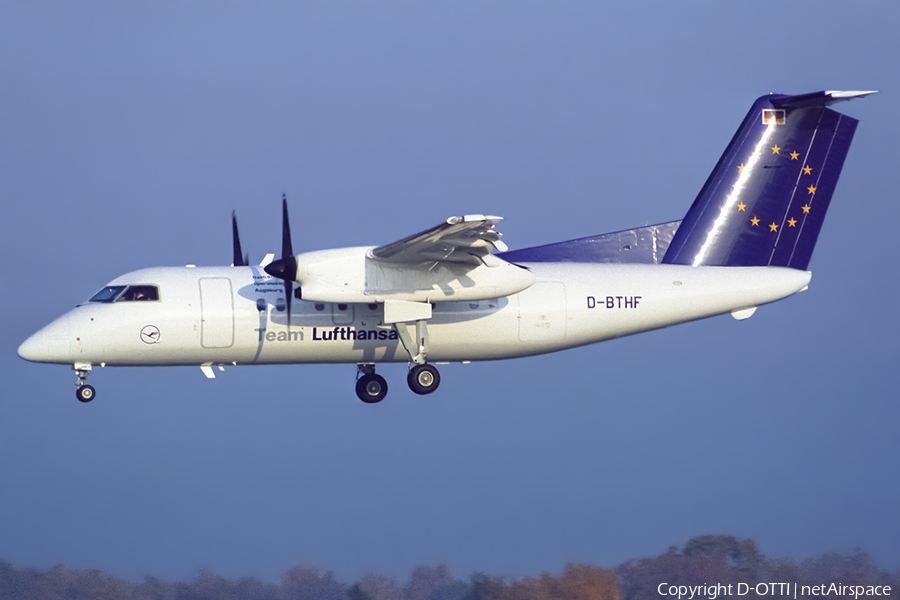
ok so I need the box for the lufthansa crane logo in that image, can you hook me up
[140,325,161,344]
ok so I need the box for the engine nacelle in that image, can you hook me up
[293,246,535,303]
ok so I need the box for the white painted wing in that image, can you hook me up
[370,215,508,265]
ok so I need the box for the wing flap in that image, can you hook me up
[371,215,507,265]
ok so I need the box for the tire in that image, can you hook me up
[77,385,96,403]
[356,374,388,403]
[407,364,440,395]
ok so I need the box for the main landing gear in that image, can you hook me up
[74,363,95,403]
[356,364,388,404]
[354,362,442,403]
[355,316,440,402]
[407,363,440,395]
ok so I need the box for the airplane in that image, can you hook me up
[18,90,874,404]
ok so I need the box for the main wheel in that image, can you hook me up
[76,384,96,403]
[356,374,388,403]
[407,364,440,395]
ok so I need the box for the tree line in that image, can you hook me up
[1,536,897,600]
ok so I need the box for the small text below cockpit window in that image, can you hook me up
[89,284,160,303]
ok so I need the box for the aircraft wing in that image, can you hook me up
[370,215,508,265]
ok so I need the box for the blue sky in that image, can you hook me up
[1,1,898,584]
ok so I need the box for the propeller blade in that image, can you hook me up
[281,194,293,259]
[284,280,292,326]
[232,211,247,266]
[264,195,298,280]
[262,194,297,325]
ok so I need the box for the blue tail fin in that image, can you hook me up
[663,90,873,270]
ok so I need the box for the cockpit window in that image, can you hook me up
[116,285,160,302]
[89,286,126,303]
[88,284,160,303]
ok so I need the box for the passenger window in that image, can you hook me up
[315,303,325,311]
[116,285,160,302]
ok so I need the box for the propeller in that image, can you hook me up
[264,194,299,325]
[232,211,249,267]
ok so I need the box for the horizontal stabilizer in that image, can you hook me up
[772,90,877,109]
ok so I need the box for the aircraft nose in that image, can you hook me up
[18,315,71,363]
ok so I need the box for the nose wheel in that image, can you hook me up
[407,363,440,395]
[74,364,95,403]
[77,384,96,403]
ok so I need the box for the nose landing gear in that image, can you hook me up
[77,384,96,403]
[74,363,95,403]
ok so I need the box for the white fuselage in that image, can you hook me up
[19,263,811,368]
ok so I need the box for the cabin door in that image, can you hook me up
[199,277,235,348]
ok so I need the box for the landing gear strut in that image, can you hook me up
[407,363,440,395]
[355,364,388,404]
[74,363,95,403]
[394,317,440,396]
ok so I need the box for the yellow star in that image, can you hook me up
[802,204,811,213]
[803,165,812,175]
[750,216,760,226]
[771,145,781,154]
[788,218,797,227]
[737,202,746,212]
[737,163,745,173]
[790,151,799,160]
[769,222,778,232]
[807,185,817,195]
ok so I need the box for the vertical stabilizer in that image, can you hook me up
[663,90,873,270]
